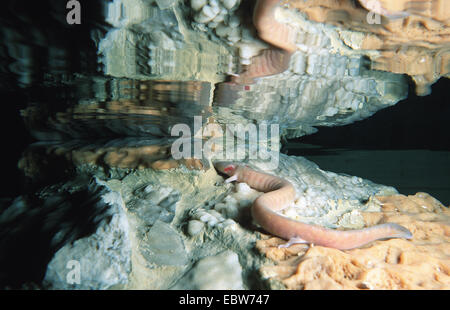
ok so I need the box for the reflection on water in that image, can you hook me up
[19,138,206,184]
[20,78,212,139]
[0,0,446,205]
[0,0,407,187]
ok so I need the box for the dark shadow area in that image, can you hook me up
[0,184,112,288]
[0,0,108,198]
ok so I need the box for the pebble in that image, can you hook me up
[187,220,205,236]
[221,0,237,10]
[215,24,230,37]
[191,0,207,11]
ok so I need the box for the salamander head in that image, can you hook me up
[214,161,238,176]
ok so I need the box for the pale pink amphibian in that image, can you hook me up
[215,162,412,250]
